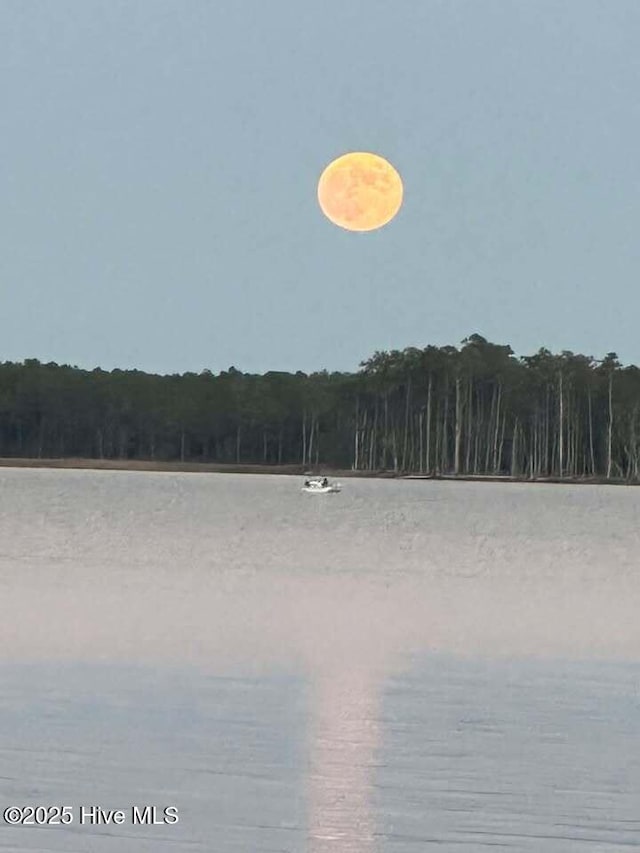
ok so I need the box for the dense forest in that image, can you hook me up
[1,334,639,479]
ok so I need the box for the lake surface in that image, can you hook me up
[1,469,639,851]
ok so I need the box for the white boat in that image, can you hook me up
[301,477,341,494]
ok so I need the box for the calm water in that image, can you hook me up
[0,469,639,851]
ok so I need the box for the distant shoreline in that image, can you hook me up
[0,457,637,485]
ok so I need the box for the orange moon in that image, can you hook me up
[317,151,403,232]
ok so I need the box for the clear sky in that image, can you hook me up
[2,0,640,375]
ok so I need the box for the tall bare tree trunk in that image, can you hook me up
[530,419,537,478]
[392,425,398,472]
[492,384,502,473]
[425,374,433,474]
[434,399,441,474]
[497,413,506,473]
[485,385,496,472]
[473,420,480,473]
[442,380,449,472]
[631,406,639,480]
[308,413,315,466]
[383,394,389,469]
[301,412,306,465]
[360,409,368,469]
[587,389,595,475]
[465,379,473,473]
[558,370,564,477]
[402,378,411,471]
[353,397,359,470]
[545,386,551,474]
[511,417,519,477]
[607,372,613,479]
[454,376,463,475]
[370,398,378,469]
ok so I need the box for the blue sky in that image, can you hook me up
[2,0,640,374]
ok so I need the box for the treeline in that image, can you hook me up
[1,334,639,479]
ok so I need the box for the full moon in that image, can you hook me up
[317,151,403,232]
